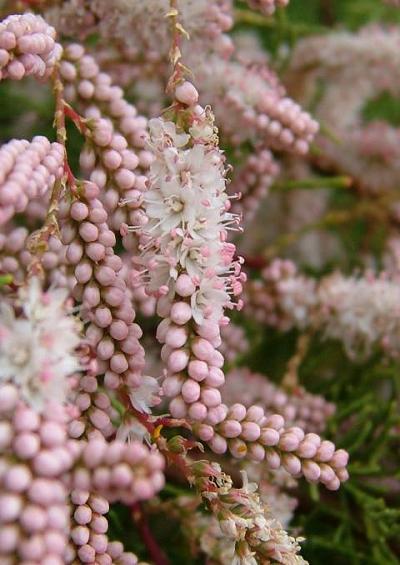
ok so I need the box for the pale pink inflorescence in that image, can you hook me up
[137,84,245,425]
[0,227,70,287]
[0,13,62,81]
[69,438,164,564]
[45,0,234,61]
[194,403,348,490]
[222,368,336,433]
[0,387,73,565]
[71,436,165,505]
[59,181,158,439]
[244,258,317,331]
[229,148,280,224]
[289,26,400,193]
[195,53,319,154]
[59,44,152,234]
[0,137,64,225]
[190,462,306,564]
[245,258,400,359]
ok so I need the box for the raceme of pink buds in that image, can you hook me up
[59,181,158,437]
[194,403,349,490]
[229,147,280,223]
[70,490,140,564]
[0,389,72,564]
[59,44,152,233]
[71,436,165,505]
[0,13,62,81]
[0,137,64,225]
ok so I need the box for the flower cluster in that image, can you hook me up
[138,84,245,423]
[0,4,369,563]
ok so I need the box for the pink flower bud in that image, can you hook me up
[79,221,99,242]
[175,274,195,297]
[175,81,199,106]
[169,396,187,418]
[188,402,208,421]
[205,366,224,387]
[201,387,221,408]
[165,325,188,348]
[302,460,321,482]
[316,440,335,462]
[282,453,302,476]
[0,494,22,522]
[188,359,208,381]
[279,432,300,452]
[247,443,265,462]
[13,432,40,458]
[208,434,227,454]
[191,337,214,362]
[229,438,248,458]
[167,349,189,372]
[170,302,192,325]
[0,384,18,412]
[219,419,242,438]
[181,379,201,403]
[241,421,261,441]
[330,449,349,469]
[228,403,247,421]
[71,525,90,546]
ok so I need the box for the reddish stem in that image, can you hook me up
[131,502,169,565]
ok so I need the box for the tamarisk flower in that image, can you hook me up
[245,259,400,360]
[229,148,280,224]
[137,82,245,423]
[194,404,348,490]
[60,44,152,236]
[0,278,81,410]
[0,137,64,225]
[70,490,142,564]
[0,386,74,564]
[59,180,159,438]
[244,259,317,331]
[317,271,400,360]
[194,53,319,154]
[222,368,335,434]
[0,13,62,81]
[190,461,306,564]
[288,26,400,192]
[45,0,234,59]
[59,44,152,234]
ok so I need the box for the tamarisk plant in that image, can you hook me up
[0,0,399,564]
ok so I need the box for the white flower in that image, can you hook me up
[116,417,151,444]
[129,375,161,414]
[149,118,190,150]
[0,279,81,411]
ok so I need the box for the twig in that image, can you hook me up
[131,502,170,565]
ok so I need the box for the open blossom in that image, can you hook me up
[141,113,242,324]
[129,375,162,414]
[0,279,81,410]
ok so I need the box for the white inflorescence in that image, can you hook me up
[0,279,81,411]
